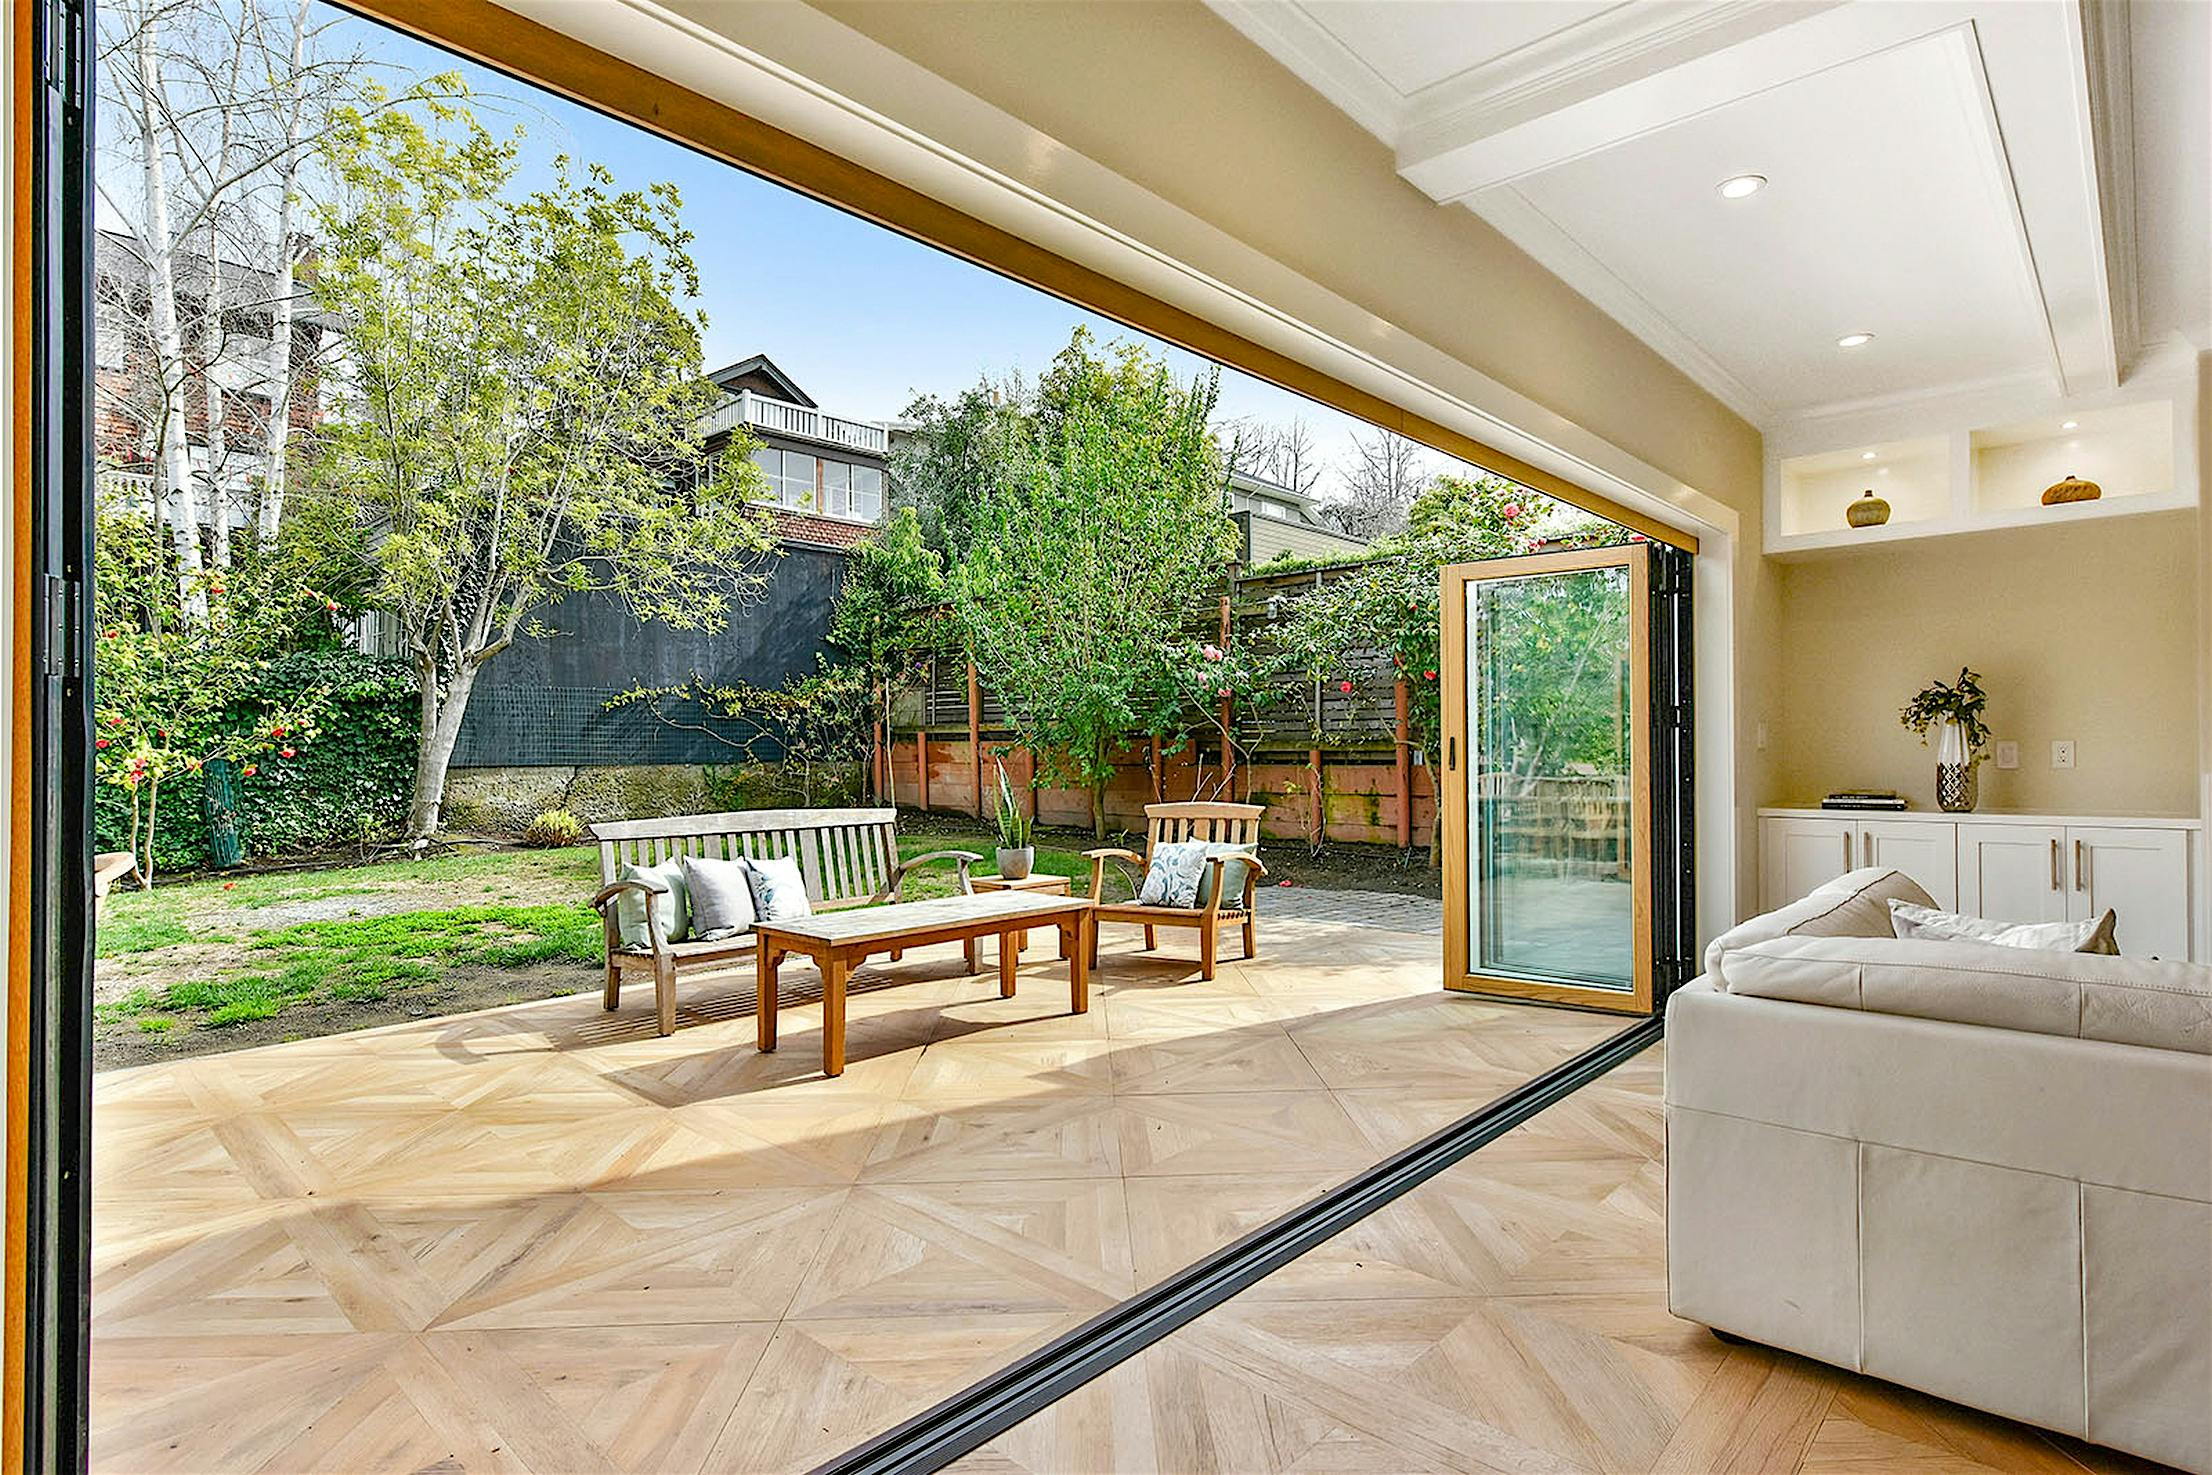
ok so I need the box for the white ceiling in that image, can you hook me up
[1209,0,2212,432]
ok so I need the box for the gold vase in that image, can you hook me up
[1846,490,1890,528]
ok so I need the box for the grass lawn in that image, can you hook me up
[93,830,1099,1062]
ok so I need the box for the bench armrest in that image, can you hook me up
[883,848,985,902]
[590,878,666,912]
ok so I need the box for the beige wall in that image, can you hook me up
[1769,509,2200,815]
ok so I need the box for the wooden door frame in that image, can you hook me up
[1439,543,1654,1015]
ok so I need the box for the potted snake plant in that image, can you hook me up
[991,759,1036,879]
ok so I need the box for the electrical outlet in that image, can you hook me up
[1994,740,2019,770]
[2051,740,2076,770]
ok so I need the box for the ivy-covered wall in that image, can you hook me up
[95,650,419,874]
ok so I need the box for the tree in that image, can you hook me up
[1325,426,1429,541]
[888,377,1029,559]
[954,329,1239,836]
[304,107,780,839]
[95,0,458,609]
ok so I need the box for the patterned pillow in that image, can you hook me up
[683,854,759,940]
[745,854,815,922]
[615,858,690,948]
[1194,843,1259,909]
[1137,840,1211,909]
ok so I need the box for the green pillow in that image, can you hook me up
[615,858,690,947]
[1194,843,1258,909]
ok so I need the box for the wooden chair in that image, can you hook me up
[589,807,979,1035]
[1085,802,1269,980]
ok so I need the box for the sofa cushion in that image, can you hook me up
[1889,898,2118,954]
[1716,933,2212,1055]
[1702,866,1935,977]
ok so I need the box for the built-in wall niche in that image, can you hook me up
[1970,400,2173,516]
[1776,436,1949,540]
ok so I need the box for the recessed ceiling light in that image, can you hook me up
[1716,173,1767,200]
[1861,451,1877,461]
[1836,332,1875,349]
[2061,419,2079,430]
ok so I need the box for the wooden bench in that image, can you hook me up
[1085,801,1269,980]
[589,807,980,1034]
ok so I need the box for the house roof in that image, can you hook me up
[706,354,816,408]
[767,506,872,552]
[1228,466,1324,510]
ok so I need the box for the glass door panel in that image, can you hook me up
[1441,545,1653,1012]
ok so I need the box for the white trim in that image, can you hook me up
[2072,0,2140,386]
[1202,0,1404,144]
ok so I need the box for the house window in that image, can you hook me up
[821,458,850,518]
[779,451,819,509]
[852,465,883,522]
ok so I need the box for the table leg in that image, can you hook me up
[757,944,781,1052]
[1070,912,1091,1013]
[823,954,848,1077]
[998,927,1018,998]
[964,937,978,976]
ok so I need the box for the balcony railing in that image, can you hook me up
[699,390,888,456]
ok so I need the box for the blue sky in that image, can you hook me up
[332,5,1455,502]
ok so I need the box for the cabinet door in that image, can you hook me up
[1760,816,1855,910]
[2070,827,2191,960]
[1857,820,1959,910]
[1955,823,2067,923]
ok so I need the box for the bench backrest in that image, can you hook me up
[590,807,901,910]
[1143,801,1265,863]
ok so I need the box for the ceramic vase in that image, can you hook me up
[996,845,1035,880]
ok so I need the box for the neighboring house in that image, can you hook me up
[700,354,890,551]
[448,354,895,770]
[1227,467,1370,566]
[91,226,334,527]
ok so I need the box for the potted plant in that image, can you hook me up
[991,758,1036,879]
[1900,667,1990,813]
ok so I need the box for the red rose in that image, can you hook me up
[324,600,338,612]
[1218,686,1232,698]
[1338,680,1354,693]
[103,629,117,639]
[1423,669,1437,681]
[280,747,295,758]
[241,764,258,776]
[95,738,108,750]
[271,726,285,738]
[107,715,122,727]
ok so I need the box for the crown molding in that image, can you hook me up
[1472,186,1772,428]
[2074,0,2141,386]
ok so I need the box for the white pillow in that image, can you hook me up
[745,854,814,922]
[615,858,690,948]
[1137,840,1211,908]
[1889,898,2119,954]
[683,854,759,940]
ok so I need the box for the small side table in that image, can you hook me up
[965,872,1074,969]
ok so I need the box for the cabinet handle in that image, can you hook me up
[2075,839,2088,893]
[2050,837,2062,891]
[1843,832,1853,869]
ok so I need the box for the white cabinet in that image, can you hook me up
[1760,811,2200,961]
[1957,823,2069,924]
[1759,815,1955,910]
[2072,826,2192,960]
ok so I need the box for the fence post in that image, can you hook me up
[968,661,984,819]
[1308,746,1323,848]
[1394,677,1412,851]
[917,728,930,812]
[1217,594,1235,795]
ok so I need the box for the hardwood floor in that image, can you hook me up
[89,916,1622,1474]
[948,1045,2183,1475]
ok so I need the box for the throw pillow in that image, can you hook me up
[1194,842,1259,909]
[683,854,760,940]
[1703,866,1936,980]
[1889,898,2120,953]
[745,854,815,922]
[615,858,690,949]
[1137,840,1211,908]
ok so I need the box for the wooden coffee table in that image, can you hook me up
[755,891,1093,1076]
[966,872,1074,967]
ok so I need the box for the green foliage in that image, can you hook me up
[1901,668,1990,754]
[92,647,417,874]
[94,912,197,958]
[890,379,1032,560]
[304,102,779,836]
[953,329,1240,832]
[991,760,1034,850]
[613,659,872,808]
[520,809,585,848]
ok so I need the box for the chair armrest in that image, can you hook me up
[1240,854,1269,910]
[590,878,665,912]
[1086,847,1145,904]
[885,848,985,901]
[1082,847,1143,864]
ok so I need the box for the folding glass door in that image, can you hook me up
[1440,542,1690,1013]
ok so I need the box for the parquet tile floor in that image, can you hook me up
[91,918,1619,1474]
[948,1046,2185,1475]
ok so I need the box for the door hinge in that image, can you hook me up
[43,574,83,681]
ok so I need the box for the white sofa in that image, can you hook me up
[1666,868,2212,1475]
